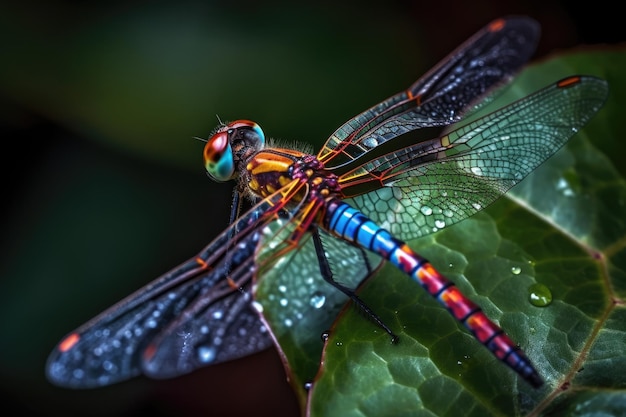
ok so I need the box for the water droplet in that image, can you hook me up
[528,283,553,307]
[363,137,378,148]
[556,177,575,197]
[420,206,433,215]
[435,219,445,229]
[335,341,343,347]
[251,301,264,313]
[280,298,288,307]
[212,310,224,320]
[321,331,330,342]
[197,346,216,363]
[310,292,326,309]
[304,381,314,391]
[284,318,293,327]
[471,166,483,176]
[511,266,521,275]
[278,285,287,293]
[456,354,472,373]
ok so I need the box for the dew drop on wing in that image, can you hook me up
[309,291,326,309]
[197,345,217,364]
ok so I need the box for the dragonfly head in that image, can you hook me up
[204,120,265,182]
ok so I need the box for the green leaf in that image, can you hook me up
[255,47,626,417]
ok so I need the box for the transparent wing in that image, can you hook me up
[46,190,292,388]
[254,211,383,380]
[318,16,540,170]
[256,219,382,336]
[343,76,609,240]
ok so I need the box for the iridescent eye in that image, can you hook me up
[228,120,265,150]
[203,120,265,182]
[204,129,235,182]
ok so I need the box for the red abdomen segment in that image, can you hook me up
[325,199,543,388]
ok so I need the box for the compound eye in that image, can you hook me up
[203,120,265,182]
[204,130,235,182]
[228,120,265,149]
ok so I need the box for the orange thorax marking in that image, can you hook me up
[246,148,306,199]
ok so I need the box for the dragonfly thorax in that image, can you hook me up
[246,149,340,201]
[205,120,341,204]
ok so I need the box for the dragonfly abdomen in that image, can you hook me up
[323,198,543,387]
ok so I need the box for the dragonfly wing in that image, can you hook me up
[46,194,288,388]
[346,76,609,241]
[255,215,382,337]
[319,16,540,169]
[139,188,313,380]
[254,212,382,379]
[140,253,270,379]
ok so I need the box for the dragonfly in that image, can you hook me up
[46,16,609,390]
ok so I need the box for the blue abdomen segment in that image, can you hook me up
[322,198,543,388]
[325,199,426,274]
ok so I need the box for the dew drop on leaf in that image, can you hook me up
[456,355,472,370]
[528,283,553,307]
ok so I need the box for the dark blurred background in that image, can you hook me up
[0,1,623,416]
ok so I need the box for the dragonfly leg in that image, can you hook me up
[311,227,399,343]
[227,187,242,238]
